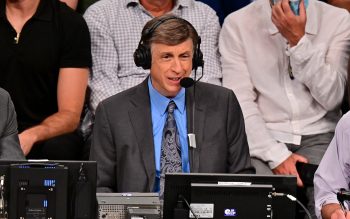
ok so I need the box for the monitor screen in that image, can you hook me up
[0,160,97,219]
[163,173,296,219]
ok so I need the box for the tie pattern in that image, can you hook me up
[159,101,182,199]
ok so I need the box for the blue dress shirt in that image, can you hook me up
[148,78,190,192]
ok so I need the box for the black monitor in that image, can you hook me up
[163,173,297,219]
[0,160,97,219]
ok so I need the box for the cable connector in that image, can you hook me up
[271,191,311,219]
[271,192,296,201]
[0,175,5,217]
[271,192,284,197]
[286,194,297,201]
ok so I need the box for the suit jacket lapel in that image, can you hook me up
[186,85,205,172]
[128,78,156,191]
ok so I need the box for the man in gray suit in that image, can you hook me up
[0,88,25,160]
[90,15,254,194]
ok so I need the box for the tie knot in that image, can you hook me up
[167,101,176,113]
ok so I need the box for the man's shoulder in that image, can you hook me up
[313,0,348,13]
[99,82,144,109]
[0,88,10,103]
[84,0,123,17]
[197,81,230,92]
[196,82,234,99]
[320,3,350,46]
[222,0,261,30]
[181,0,219,25]
[336,112,350,135]
[189,0,216,13]
[313,0,350,22]
[0,88,11,118]
[56,1,88,27]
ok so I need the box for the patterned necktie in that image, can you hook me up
[159,100,182,199]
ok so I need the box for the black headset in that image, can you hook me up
[133,16,204,70]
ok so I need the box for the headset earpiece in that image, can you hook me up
[192,36,203,70]
[134,43,151,70]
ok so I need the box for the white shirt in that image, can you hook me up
[220,0,350,168]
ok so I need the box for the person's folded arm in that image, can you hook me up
[19,68,88,155]
[289,13,350,111]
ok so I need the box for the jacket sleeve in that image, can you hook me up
[227,90,255,174]
[0,92,25,160]
[90,102,116,192]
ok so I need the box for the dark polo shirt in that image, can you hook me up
[0,0,92,132]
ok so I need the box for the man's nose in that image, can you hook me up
[171,58,183,73]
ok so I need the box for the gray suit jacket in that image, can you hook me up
[90,78,254,192]
[0,88,25,160]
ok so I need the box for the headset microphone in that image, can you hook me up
[180,78,195,88]
[180,63,204,89]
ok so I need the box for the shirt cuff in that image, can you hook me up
[285,35,308,56]
[266,143,292,169]
[285,35,317,79]
[315,198,340,219]
[322,198,341,206]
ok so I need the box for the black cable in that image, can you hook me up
[70,163,88,219]
[189,65,203,171]
[271,192,312,219]
[78,163,88,182]
[178,194,199,219]
[191,65,204,135]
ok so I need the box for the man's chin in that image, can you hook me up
[164,87,181,98]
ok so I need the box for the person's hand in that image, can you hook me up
[330,209,350,219]
[272,153,308,187]
[19,131,37,156]
[271,0,307,47]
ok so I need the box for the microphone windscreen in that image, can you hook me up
[180,77,195,88]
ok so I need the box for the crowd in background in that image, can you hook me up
[1,0,350,219]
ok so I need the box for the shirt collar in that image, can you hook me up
[260,0,318,36]
[0,0,52,21]
[148,77,186,115]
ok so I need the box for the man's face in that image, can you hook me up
[150,38,193,98]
